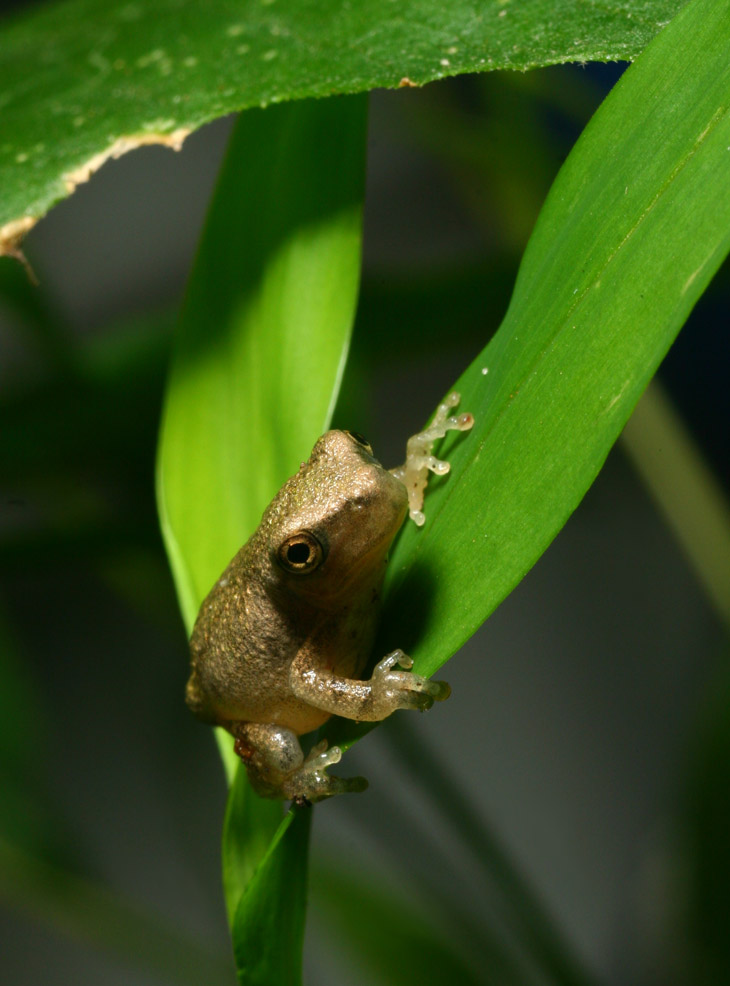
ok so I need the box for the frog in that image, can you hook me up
[186,392,474,802]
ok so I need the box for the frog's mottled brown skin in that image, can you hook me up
[188,398,472,801]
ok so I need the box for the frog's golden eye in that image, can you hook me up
[277,531,325,574]
[344,430,373,454]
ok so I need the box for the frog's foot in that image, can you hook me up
[367,649,451,718]
[282,739,368,804]
[390,391,474,526]
[232,723,367,802]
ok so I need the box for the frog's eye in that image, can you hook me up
[344,430,373,454]
[277,531,325,574]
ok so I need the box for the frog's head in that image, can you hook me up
[262,430,408,604]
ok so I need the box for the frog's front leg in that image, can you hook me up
[232,722,367,802]
[390,391,474,526]
[289,648,450,721]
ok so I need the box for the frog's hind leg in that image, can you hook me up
[231,722,367,802]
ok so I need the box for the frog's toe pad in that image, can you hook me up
[303,739,342,770]
[401,679,448,710]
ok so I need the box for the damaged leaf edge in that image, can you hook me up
[0,127,190,258]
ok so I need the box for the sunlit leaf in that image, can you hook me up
[157,96,366,632]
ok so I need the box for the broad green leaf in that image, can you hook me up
[325,0,730,752]
[0,0,684,251]
[381,0,730,669]
[157,95,366,983]
[231,807,311,986]
[157,95,366,632]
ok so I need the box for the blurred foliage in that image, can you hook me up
[0,256,172,569]
[311,858,489,986]
[0,611,56,858]
[674,659,730,985]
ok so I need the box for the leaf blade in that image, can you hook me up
[157,95,367,631]
[232,807,311,986]
[377,0,730,678]
[222,764,283,925]
[1,0,685,247]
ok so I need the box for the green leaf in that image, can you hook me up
[231,807,311,986]
[1,0,684,250]
[326,0,730,755]
[157,95,367,634]
[222,764,283,925]
[157,94,366,982]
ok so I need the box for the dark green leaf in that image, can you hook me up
[231,806,311,986]
[1,0,684,249]
[222,764,283,924]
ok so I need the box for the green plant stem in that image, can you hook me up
[620,379,730,632]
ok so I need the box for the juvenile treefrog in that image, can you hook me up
[187,393,473,801]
